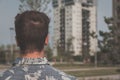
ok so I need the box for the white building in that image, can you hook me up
[52,0,97,56]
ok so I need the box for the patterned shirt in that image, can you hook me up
[0,57,77,80]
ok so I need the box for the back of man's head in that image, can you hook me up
[15,11,50,54]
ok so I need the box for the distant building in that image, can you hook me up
[52,0,97,56]
[0,44,20,64]
[113,0,120,27]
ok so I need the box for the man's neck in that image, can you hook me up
[21,50,45,58]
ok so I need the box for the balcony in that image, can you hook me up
[65,0,74,6]
[53,0,58,7]
[82,2,93,7]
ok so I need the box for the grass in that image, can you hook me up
[53,63,120,77]
[53,63,94,69]
[65,69,120,77]
[0,63,120,78]
[0,64,10,69]
[53,63,120,69]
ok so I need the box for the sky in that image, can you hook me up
[97,0,112,31]
[0,0,112,45]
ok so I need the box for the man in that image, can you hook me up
[0,11,77,80]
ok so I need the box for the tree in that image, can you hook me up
[65,37,74,62]
[0,45,5,51]
[44,45,53,61]
[19,0,51,12]
[55,39,65,62]
[98,17,120,64]
[55,36,75,62]
[90,31,98,66]
[0,45,6,64]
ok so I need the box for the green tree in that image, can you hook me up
[98,17,120,64]
[0,45,5,51]
[0,45,6,64]
[90,31,98,66]
[65,37,74,62]
[55,37,74,62]
[44,45,53,61]
[56,40,65,62]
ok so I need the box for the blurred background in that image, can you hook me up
[0,0,120,80]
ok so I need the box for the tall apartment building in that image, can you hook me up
[113,0,120,26]
[52,0,97,56]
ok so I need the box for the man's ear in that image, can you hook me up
[45,35,49,45]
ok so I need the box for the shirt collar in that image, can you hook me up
[13,57,49,66]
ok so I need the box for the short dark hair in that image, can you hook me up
[15,11,50,54]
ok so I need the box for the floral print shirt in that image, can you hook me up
[0,57,77,80]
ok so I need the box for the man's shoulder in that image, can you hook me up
[0,65,77,80]
[46,66,77,80]
[0,66,25,80]
[0,68,14,80]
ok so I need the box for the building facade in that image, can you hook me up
[0,44,20,64]
[113,0,120,27]
[52,0,97,56]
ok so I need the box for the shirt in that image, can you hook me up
[0,57,77,80]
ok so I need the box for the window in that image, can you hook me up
[87,0,93,4]
[117,0,120,2]
[117,6,120,14]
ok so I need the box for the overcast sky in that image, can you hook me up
[0,0,112,45]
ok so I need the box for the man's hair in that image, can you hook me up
[15,11,50,54]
